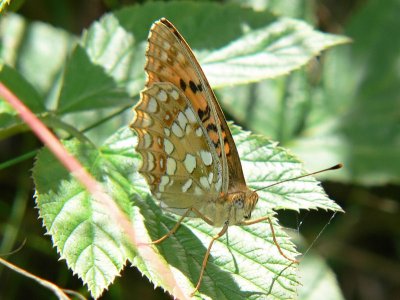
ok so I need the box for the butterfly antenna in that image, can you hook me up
[253,163,343,193]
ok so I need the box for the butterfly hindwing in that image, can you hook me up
[132,82,223,210]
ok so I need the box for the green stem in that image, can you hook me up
[1,102,135,170]
[41,114,93,145]
[0,150,37,170]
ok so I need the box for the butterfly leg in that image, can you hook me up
[151,209,191,244]
[191,221,229,296]
[240,217,299,263]
[152,207,215,244]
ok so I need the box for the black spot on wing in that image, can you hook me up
[189,80,198,93]
[198,105,210,122]
[206,123,218,132]
[180,79,187,91]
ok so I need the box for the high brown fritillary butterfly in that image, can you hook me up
[130,18,341,295]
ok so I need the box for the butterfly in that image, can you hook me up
[130,18,340,296]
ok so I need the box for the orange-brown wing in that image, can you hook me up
[132,83,222,214]
[144,18,246,191]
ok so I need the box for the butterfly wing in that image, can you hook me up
[131,18,246,216]
[132,82,222,212]
[145,18,246,189]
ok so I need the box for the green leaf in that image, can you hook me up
[298,251,344,300]
[289,0,400,185]
[114,2,349,88]
[18,19,74,96]
[0,4,349,141]
[114,1,277,48]
[0,13,74,96]
[57,45,130,113]
[33,134,137,299]
[201,18,349,87]
[216,0,400,186]
[0,64,45,139]
[217,69,313,146]
[229,124,342,213]
[0,13,25,66]
[0,64,44,113]
[33,125,342,299]
[81,13,146,97]
[230,0,315,21]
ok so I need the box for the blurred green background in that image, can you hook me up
[0,0,399,299]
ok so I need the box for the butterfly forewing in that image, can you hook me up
[145,18,246,189]
[132,18,247,216]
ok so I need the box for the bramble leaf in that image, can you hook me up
[34,126,342,299]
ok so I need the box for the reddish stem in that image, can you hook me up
[0,82,189,299]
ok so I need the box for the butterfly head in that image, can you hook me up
[226,188,259,225]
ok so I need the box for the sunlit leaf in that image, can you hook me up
[34,126,342,299]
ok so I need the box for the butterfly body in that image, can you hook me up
[202,187,259,227]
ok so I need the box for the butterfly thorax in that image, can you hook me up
[200,186,259,227]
